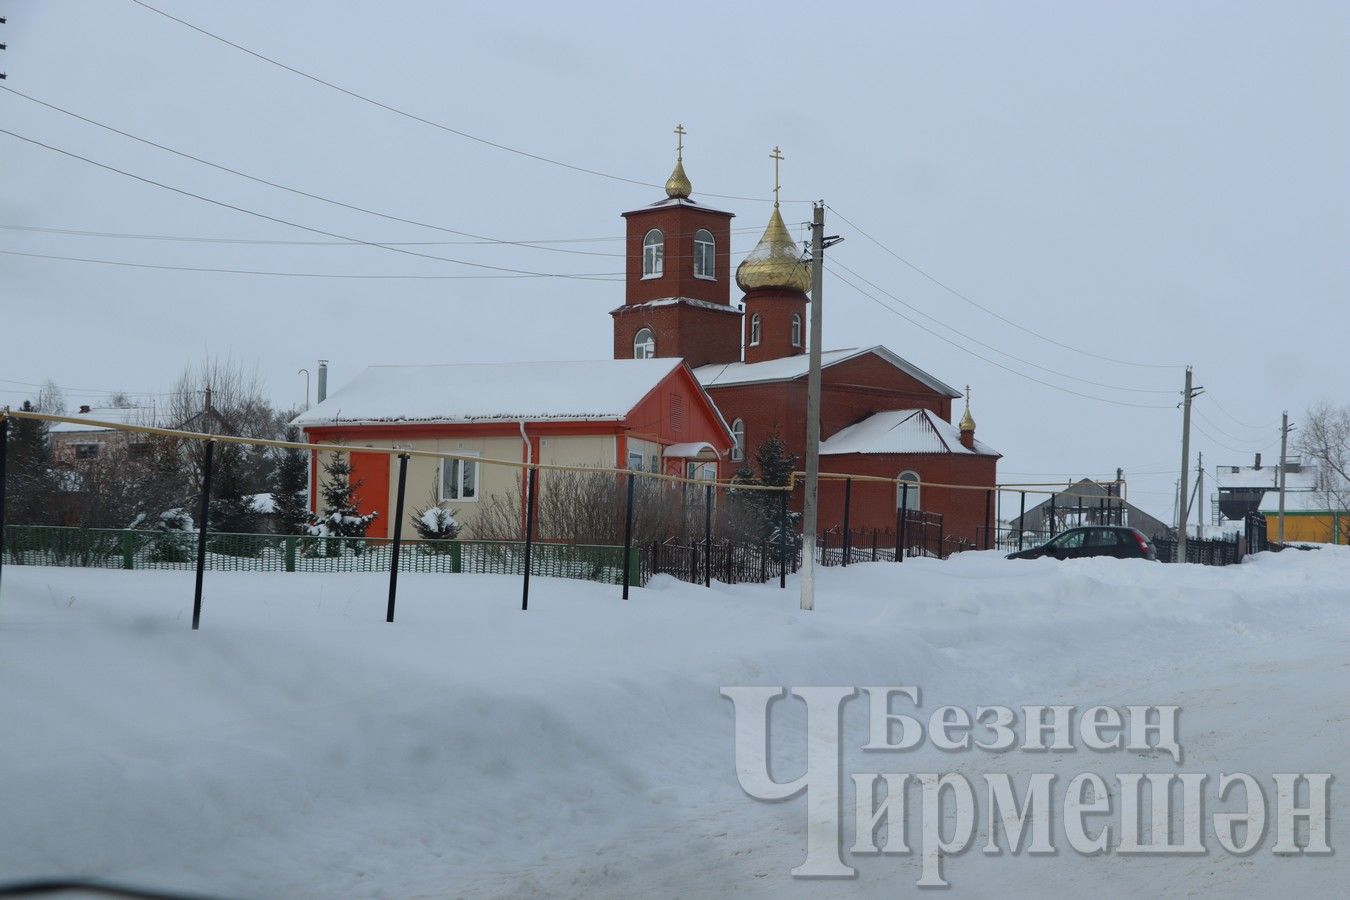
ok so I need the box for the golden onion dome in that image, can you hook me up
[665,159,692,199]
[736,206,811,293]
[959,385,976,432]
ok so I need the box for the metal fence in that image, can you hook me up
[641,538,800,587]
[1150,533,1242,566]
[3,524,638,584]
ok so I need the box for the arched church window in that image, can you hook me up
[694,229,715,279]
[897,471,921,511]
[791,313,802,347]
[642,229,664,278]
[749,313,761,346]
[730,419,745,462]
[633,328,656,359]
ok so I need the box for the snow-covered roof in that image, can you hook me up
[1215,465,1317,491]
[1257,490,1350,514]
[693,346,962,398]
[291,359,688,427]
[48,406,153,434]
[819,409,999,457]
[612,297,741,316]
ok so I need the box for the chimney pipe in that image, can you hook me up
[1254,452,1261,470]
[317,360,328,403]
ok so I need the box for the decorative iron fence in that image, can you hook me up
[641,538,800,586]
[818,508,951,564]
[1150,533,1242,566]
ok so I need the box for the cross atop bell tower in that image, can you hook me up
[770,146,784,208]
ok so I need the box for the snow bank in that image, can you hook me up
[1,549,1347,897]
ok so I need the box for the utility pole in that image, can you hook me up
[1196,451,1204,535]
[1278,411,1293,542]
[799,201,841,611]
[1176,366,1202,563]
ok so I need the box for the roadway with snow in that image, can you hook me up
[1,549,1346,898]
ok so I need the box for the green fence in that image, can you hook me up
[2,525,639,585]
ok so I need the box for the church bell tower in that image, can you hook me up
[736,147,810,365]
[611,126,741,369]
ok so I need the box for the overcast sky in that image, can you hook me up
[4,1,1347,519]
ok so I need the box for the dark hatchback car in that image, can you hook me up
[1007,526,1158,561]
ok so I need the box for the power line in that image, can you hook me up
[0,84,626,260]
[826,204,1183,371]
[829,257,1174,395]
[0,221,769,247]
[1193,408,1277,446]
[0,127,623,282]
[0,247,623,280]
[126,0,804,206]
[1191,420,1277,455]
[1202,390,1272,432]
[826,263,1175,410]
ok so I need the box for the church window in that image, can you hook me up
[897,471,920,511]
[791,313,802,347]
[694,229,715,279]
[634,328,656,359]
[749,313,761,346]
[730,419,745,462]
[642,229,664,278]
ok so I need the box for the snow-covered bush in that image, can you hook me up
[411,497,461,552]
[149,509,195,563]
[307,450,377,556]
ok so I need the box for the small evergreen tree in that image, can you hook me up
[411,489,461,553]
[209,449,261,536]
[310,450,377,553]
[271,427,310,535]
[750,434,801,544]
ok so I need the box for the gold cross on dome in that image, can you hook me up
[770,146,784,207]
[675,124,686,162]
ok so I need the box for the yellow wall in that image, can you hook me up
[1264,512,1346,544]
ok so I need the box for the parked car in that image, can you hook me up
[1006,526,1158,561]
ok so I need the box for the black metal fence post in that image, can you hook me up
[1048,495,1056,537]
[984,488,993,550]
[521,467,538,611]
[0,416,7,595]
[894,505,902,561]
[841,478,853,567]
[871,528,878,562]
[192,440,214,631]
[778,489,788,589]
[937,518,945,560]
[899,483,909,561]
[386,454,409,623]
[622,472,635,600]
[707,483,718,588]
[1018,491,1026,551]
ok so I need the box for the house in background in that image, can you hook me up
[292,358,732,539]
[48,405,157,465]
[1259,488,1350,544]
[1010,478,1170,538]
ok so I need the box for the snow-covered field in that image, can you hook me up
[2,549,1347,898]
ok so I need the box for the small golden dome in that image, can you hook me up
[665,159,692,199]
[736,207,811,293]
[959,385,976,432]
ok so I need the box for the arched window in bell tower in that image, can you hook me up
[633,328,656,359]
[642,229,664,279]
[791,313,802,348]
[693,229,715,280]
[749,313,762,346]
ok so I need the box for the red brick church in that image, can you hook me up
[610,140,1000,544]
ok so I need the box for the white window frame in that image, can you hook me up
[693,228,715,280]
[897,470,921,511]
[440,452,481,503]
[627,450,644,470]
[749,313,761,346]
[730,419,745,462]
[642,229,664,279]
[633,327,656,359]
[686,461,718,482]
[791,313,802,347]
[73,442,102,460]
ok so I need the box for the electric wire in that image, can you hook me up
[0,127,623,282]
[825,263,1176,409]
[825,204,1183,370]
[126,0,805,205]
[828,257,1174,395]
[0,247,623,280]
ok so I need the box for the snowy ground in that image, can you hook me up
[1,549,1347,898]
